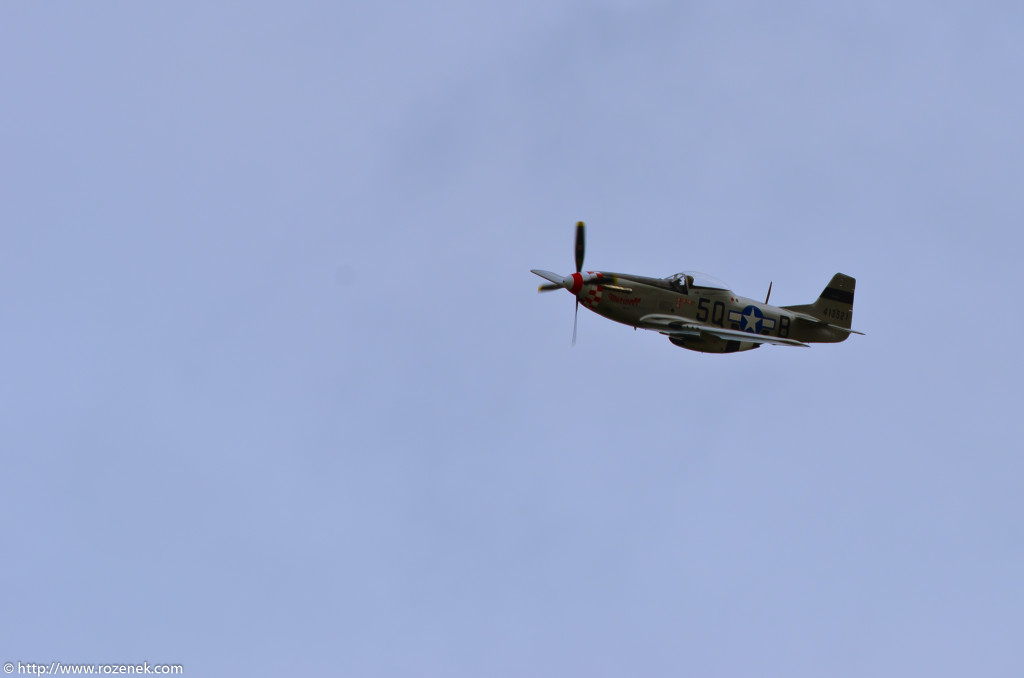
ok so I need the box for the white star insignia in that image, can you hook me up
[742,310,760,332]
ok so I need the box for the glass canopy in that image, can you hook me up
[665,271,731,291]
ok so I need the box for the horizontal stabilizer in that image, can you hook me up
[786,310,865,336]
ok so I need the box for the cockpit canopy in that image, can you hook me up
[665,271,731,291]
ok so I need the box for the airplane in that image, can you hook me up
[532,222,863,353]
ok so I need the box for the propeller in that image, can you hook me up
[530,222,630,344]
[572,221,584,345]
[531,221,588,344]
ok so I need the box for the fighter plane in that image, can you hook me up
[532,222,863,353]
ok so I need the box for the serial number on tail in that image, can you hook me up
[823,307,850,322]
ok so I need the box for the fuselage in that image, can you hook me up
[574,271,848,352]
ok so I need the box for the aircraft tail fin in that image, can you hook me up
[783,273,856,329]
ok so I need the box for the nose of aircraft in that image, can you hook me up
[532,269,603,295]
[532,269,579,294]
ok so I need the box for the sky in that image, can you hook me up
[2,2,1023,676]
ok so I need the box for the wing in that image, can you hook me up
[638,314,810,348]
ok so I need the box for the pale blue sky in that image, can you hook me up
[2,2,1022,676]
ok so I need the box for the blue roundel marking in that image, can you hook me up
[741,305,764,333]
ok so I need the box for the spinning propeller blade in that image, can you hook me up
[572,221,585,345]
[572,299,579,346]
[574,221,585,273]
